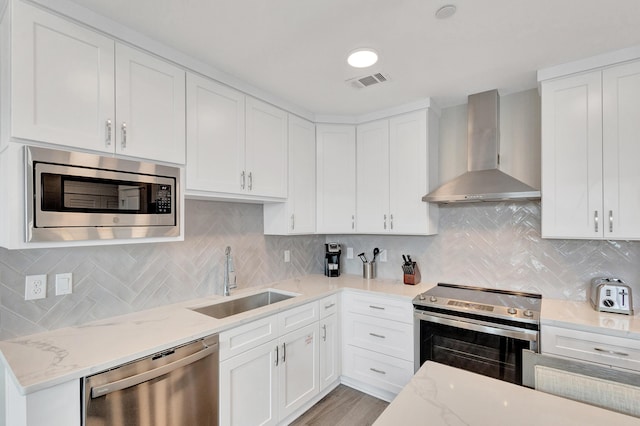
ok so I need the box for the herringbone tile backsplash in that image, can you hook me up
[1,200,639,339]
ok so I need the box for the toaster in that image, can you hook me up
[590,277,634,315]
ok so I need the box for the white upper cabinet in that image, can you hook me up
[10,1,186,164]
[11,1,115,152]
[245,97,288,198]
[264,115,316,234]
[316,124,357,234]
[541,59,640,240]
[186,73,245,193]
[185,80,288,201]
[356,110,438,235]
[356,120,390,233]
[114,44,186,163]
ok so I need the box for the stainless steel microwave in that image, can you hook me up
[25,146,181,242]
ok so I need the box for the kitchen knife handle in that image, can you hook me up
[105,119,112,147]
[609,210,613,233]
[383,214,387,230]
[594,211,598,232]
[121,122,127,148]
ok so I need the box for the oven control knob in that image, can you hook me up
[418,293,425,301]
[429,296,438,303]
[524,309,534,317]
[507,307,517,315]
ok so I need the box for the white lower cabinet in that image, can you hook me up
[319,294,340,391]
[219,301,321,425]
[341,291,414,400]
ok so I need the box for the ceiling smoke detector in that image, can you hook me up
[346,73,390,89]
[435,5,457,19]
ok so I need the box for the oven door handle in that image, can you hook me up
[90,342,218,399]
[415,311,538,342]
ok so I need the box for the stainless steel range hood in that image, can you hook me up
[423,90,541,203]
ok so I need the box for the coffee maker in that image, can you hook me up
[324,243,341,277]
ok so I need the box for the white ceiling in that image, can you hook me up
[66,0,640,115]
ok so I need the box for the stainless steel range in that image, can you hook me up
[413,283,542,385]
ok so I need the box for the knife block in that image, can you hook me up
[403,263,421,285]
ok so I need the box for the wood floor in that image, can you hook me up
[290,385,389,426]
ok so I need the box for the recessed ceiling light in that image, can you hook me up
[435,4,457,19]
[347,49,378,68]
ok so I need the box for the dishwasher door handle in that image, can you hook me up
[91,342,218,398]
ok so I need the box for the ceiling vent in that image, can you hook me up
[347,73,390,89]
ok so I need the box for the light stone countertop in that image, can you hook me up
[373,361,640,426]
[541,298,640,339]
[0,274,432,395]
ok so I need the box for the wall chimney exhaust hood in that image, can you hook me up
[422,90,541,204]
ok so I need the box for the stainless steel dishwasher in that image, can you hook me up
[83,334,218,426]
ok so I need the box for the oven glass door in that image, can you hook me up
[418,318,534,385]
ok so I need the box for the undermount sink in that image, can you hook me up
[191,290,297,319]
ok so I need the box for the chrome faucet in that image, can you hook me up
[223,246,237,296]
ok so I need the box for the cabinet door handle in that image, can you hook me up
[248,172,253,190]
[105,119,112,147]
[275,345,279,366]
[384,214,387,230]
[121,122,127,148]
[370,368,386,375]
[369,305,385,310]
[322,324,327,341]
[594,211,599,232]
[241,171,246,189]
[390,214,394,230]
[291,214,295,231]
[282,342,286,363]
[369,332,386,339]
[352,215,355,230]
[594,347,628,357]
[324,302,335,310]
[609,210,613,233]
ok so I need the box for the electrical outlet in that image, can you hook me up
[380,250,388,262]
[346,247,354,259]
[25,275,47,300]
[284,250,290,263]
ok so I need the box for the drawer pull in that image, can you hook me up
[369,305,385,310]
[370,368,386,375]
[369,332,386,339]
[324,303,336,309]
[594,347,629,357]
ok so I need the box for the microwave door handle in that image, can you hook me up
[90,342,217,398]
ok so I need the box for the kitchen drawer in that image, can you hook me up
[219,315,278,361]
[277,301,319,334]
[344,312,413,361]
[343,344,414,395]
[319,294,338,319]
[541,325,640,372]
[343,291,412,324]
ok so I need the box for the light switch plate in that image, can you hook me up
[346,247,354,259]
[284,250,290,263]
[55,273,73,295]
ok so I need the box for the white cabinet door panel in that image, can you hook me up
[219,341,278,426]
[11,1,115,151]
[356,120,390,233]
[245,97,288,197]
[316,124,356,233]
[278,323,319,419]
[288,115,316,233]
[541,71,603,238]
[186,73,245,193]
[319,313,340,391]
[115,44,185,163]
[602,61,640,239]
